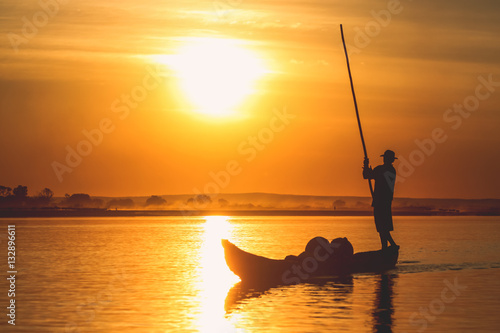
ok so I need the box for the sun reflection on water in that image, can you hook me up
[196,216,241,332]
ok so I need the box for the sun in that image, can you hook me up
[155,38,267,117]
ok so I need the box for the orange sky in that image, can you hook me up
[1,0,499,199]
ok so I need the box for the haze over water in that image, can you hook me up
[1,216,499,332]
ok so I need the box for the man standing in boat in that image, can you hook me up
[363,150,399,250]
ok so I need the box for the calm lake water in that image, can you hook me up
[0,216,499,332]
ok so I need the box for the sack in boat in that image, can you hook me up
[331,237,354,258]
[305,236,330,253]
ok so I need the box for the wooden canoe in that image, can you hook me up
[222,239,399,285]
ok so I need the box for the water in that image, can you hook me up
[0,216,499,332]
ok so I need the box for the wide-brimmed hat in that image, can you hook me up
[380,150,397,159]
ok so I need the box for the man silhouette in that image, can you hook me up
[363,150,399,250]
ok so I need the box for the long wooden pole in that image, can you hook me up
[340,24,374,197]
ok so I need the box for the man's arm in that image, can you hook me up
[362,157,374,179]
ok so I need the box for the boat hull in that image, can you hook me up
[222,239,399,285]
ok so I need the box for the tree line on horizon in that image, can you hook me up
[0,185,53,208]
[0,186,252,210]
[0,186,374,211]
[0,185,169,209]
[2,185,483,213]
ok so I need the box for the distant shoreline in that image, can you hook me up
[2,192,498,218]
[0,208,498,218]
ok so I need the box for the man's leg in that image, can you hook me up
[386,232,397,247]
[379,232,387,249]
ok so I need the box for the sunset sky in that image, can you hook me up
[1,0,499,199]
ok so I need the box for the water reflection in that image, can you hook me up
[196,216,240,332]
[224,273,397,332]
[372,274,397,333]
[225,276,354,315]
[224,282,275,313]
